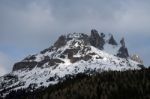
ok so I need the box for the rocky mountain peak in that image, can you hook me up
[12,30,134,71]
[0,30,142,97]
[54,33,90,48]
[53,30,106,50]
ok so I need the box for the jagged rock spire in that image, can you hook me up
[120,37,125,47]
[117,37,129,58]
[90,29,100,47]
[90,29,105,49]
[108,34,118,45]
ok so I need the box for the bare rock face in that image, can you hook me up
[13,58,64,71]
[48,59,64,66]
[120,38,125,47]
[13,61,38,71]
[63,49,79,59]
[66,33,90,45]
[117,38,129,58]
[130,54,143,64]
[90,29,105,49]
[40,46,54,54]
[90,29,100,48]
[108,35,117,45]
[54,35,67,48]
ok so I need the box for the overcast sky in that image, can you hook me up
[0,0,150,76]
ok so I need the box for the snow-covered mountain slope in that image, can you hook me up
[0,30,143,97]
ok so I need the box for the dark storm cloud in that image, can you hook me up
[0,0,150,75]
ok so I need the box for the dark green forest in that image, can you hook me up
[2,68,150,99]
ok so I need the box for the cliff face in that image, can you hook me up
[90,29,105,49]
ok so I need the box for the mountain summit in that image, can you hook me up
[0,29,143,97]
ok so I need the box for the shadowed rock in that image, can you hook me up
[117,38,129,58]
[40,46,54,54]
[54,35,67,48]
[90,29,105,49]
[108,35,118,45]
[48,59,64,66]
[13,61,38,71]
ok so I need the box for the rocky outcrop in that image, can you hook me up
[23,55,36,61]
[90,29,105,49]
[108,35,117,45]
[130,54,143,64]
[40,46,54,54]
[13,61,38,71]
[90,29,100,48]
[13,58,64,71]
[66,33,90,46]
[100,32,105,49]
[37,56,50,67]
[48,59,64,66]
[54,35,67,48]
[70,54,92,63]
[117,38,129,58]
[63,49,79,59]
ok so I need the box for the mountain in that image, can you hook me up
[0,29,143,98]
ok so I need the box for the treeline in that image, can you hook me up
[2,68,150,99]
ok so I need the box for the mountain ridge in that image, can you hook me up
[0,29,143,97]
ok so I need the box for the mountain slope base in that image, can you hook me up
[3,68,150,99]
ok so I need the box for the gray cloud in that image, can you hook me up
[0,52,13,76]
[0,0,150,75]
